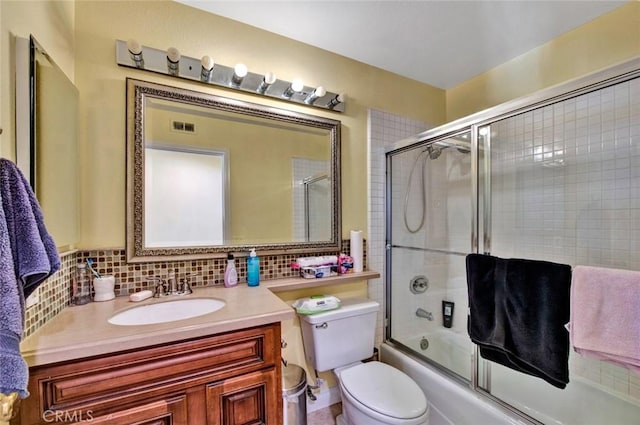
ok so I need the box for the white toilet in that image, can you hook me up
[298,298,429,425]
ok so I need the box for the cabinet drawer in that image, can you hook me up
[84,394,188,425]
[23,324,279,421]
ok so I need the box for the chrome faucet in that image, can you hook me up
[177,274,193,295]
[416,308,433,321]
[150,277,168,298]
[167,270,178,294]
[151,271,194,297]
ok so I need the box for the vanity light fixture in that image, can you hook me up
[304,86,326,105]
[257,72,277,94]
[283,79,304,99]
[200,55,214,82]
[326,93,345,109]
[167,47,180,76]
[231,63,248,87]
[127,39,144,68]
[115,39,345,112]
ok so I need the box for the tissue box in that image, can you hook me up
[300,265,337,279]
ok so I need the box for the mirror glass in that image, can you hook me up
[15,36,79,250]
[127,79,341,261]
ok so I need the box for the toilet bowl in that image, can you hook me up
[296,298,430,425]
[335,361,429,425]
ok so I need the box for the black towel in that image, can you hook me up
[466,254,572,389]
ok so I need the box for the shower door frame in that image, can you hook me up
[384,129,478,387]
[384,57,640,423]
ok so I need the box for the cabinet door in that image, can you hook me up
[83,394,188,425]
[206,368,280,425]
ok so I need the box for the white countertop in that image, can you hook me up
[21,284,293,367]
[20,271,379,367]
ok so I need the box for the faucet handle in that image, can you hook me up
[178,274,194,295]
[149,277,167,297]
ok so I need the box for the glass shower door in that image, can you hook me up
[386,131,474,381]
[478,77,640,424]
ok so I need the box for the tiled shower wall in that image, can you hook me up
[367,109,430,346]
[490,77,640,401]
[24,241,364,338]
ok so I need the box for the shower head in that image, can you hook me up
[423,142,471,160]
[426,146,442,160]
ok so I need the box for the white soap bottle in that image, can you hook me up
[224,253,238,287]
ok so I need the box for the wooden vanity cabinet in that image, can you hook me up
[14,323,282,425]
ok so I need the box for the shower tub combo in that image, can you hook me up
[383,60,640,424]
[381,336,639,425]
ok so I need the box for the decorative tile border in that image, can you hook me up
[23,240,365,338]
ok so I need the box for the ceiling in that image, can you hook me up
[176,0,626,89]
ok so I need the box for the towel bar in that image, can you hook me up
[0,392,18,425]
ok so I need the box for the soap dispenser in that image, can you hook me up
[247,248,260,287]
[224,253,238,287]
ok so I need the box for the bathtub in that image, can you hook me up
[402,330,473,381]
[381,336,640,425]
[381,337,526,425]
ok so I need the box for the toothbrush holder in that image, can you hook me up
[93,276,116,302]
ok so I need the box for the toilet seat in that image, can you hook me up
[339,361,427,421]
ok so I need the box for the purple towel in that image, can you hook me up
[0,158,60,398]
[0,159,60,296]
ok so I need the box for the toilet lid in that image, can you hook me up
[340,361,427,420]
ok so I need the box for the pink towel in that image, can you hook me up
[570,266,640,373]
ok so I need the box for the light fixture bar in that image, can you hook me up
[231,63,247,87]
[200,56,214,82]
[305,86,326,105]
[283,79,304,99]
[256,72,277,94]
[127,39,144,68]
[115,40,345,112]
[326,93,345,110]
[166,47,180,76]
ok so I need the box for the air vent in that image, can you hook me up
[171,120,196,133]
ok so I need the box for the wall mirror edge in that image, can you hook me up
[125,78,342,262]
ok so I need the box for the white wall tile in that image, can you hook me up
[491,78,639,401]
[367,109,430,346]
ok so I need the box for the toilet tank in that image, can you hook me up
[298,298,379,372]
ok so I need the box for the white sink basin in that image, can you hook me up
[108,297,226,326]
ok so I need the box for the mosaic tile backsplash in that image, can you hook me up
[24,240,364,338]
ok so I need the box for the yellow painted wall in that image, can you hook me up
[0,0,75,159]
[4,1,638,249]
[446,1,640,121]
[1,0,77,249]
[75,0,445,249]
